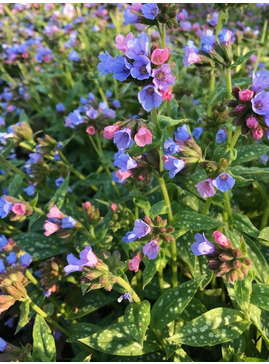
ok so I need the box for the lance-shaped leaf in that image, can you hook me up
[250,284,269,312]
[173,210,221,231]
[151,276,204,329]
[233,144,269,165]
[249,304,269,348]
[169,308,249,346]
[15,300,30,334]
[124,300,151,345]
[32,315,56,362]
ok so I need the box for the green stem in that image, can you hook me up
[254,19,268,73]
[94,79,107,103]
[223,191,233,231]
[116,276,140,303]
[202,197,212,215]
[226,68,233,145]
[161,23,166,48]
[256,330,262,353]
[229,126,241,150]
[207,71,215,117]
[215,10,224,41]
[158,268,164,294]
[151,108,163,172]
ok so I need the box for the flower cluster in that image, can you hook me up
[0,196,33,222]
[197,172,235,197]
[43,205,79,238]
[191,231,251,283]
[226,70,269,139]
[98,32,175,111]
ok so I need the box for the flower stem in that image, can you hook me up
[207,71,215,117]
[202,197,212,215]
[229,126,241,150]
[161,23,166,49]
[116,276,141,303]
[158,268,164,294]
[223,191,233,231]
[226,67,233,145]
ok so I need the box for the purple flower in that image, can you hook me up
[55,177,64,187]
[0,259,5,274]
[0,197,13,219]
[123,9,139,25]
[0,337,7,352]
[191,233,215,256]
[113,128,133,150]
[200,30,216,53]
[117,292,133,303]
[138,85,162,112]
[65,110,85,128]
[143,240,160,259]
[0,235,8,251]
[252,91,269,115]
[252,70,269,92]
[61,216,76,229]
[125,33,149,60]
[97,51,115,76]
[141,3,159,20]
[218,28,232,44]
[133,219,151,238]
[152,64,175,90]
[29,152,42,164]
[192,127,204,140]
[264,114,269,127]
[208,11,219,26]
[183,41,201,67]
[180,21,192,32]
[68,50,80,61]
[131,55,151,80]
[6,252,17,265]
[174,124,191,142]
[113,151,137,172]
[64,245,98,275]
[86,107,98,119]
[164,137,181,155]
[64,253,83,275]
[197,178,216,198]
[112,100,121,108]
[164,156,185,178]
[213,173,235,192]
[20,253,33,268]
[216,129,227,143]
[111,55,132,82]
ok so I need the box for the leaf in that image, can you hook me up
[233,213,259,238]
[258,227,269,245]
[231,50,256,69]
[15,301,30,334]
[233,274,253,313]
[124,300,150,345]
[68,322,99,343]
[230,166,269,182]
[173,210,222,231]
[250,284,269,312]
[142,256,166,289]
[233,144,269,165]
[133,197,150,215]
[157,115,189,129]
[149,200,168,218]
[32,315,56,362]
[174,347,193,362]
[244,236,269,283]
[48,174,70,209]
[8,174,24,195]
[169,308,249,347]
[14,232,66,260]
[80,322,159,356]
[249,304,269,348]
[151,276,204,329]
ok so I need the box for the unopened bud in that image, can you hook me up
[219,253,234,261]
[233,260,242,269]
[233,249,242,258]
[144,216,152,225]
[232,86,241,99]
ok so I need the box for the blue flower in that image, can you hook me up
[106,90,113,98]
[143,240,160,259]
[62,216,76,229]
[174,124,191,141]
[125,33,149,60]
[68,50,80,61]
[218,28,232,44]
[64,245,98,275]
[112,100,121,108]
[0,259,5,274]
[86,107,98,119]
[252,91,269,115]
[192,127,204,140]
[164,137,181,155]
[113,151,137,172]
[164,157,185,178]
[252,70,269,92]
[200,30,216,53]
[0,337,7,352]
[113,128,133,150]
[65,110,84,128]
[213,173,235,192]
[56,103,65,112]
[191,233,215,256]
[216,129,227,143]
[122,231,137,243]
[55,177,64,187]
[0,235,8,251]
[6,252,17,265]
[123,9,139,25]
[111,55,132,82]
[64,253,83,275]
[97,51,115,76]
[138,85,162,112]
[117,292,133,303]
[20,253,33,268]
[131,55,151,80]
[133,219,151,238]
[29,152,42,164]
[141,3,159,20]
[0,197,13,219]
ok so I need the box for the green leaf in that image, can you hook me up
[250,284,269,312]
[32,315,56,362]
[234,144,269,165]
[8,174,24,196]
[133,197,150,215]
[15,301,30,334]
[14,232,66,260]
[233,273,253,312]
[68,322,99,343]
[48,174,70,209]
[149,200,168,218]
[245,236,269,283]
[231,50,256,69]
[169,308,249,347]
[157,115,189,129]
[258,227,269,245]
[142,256,166,289]
[233,213,259,238]
[173,210,222,231]
[151,276,204,329]
[80,322,159,356]
[249,304,269,348]
[230,166,269,182]
[124,300,150,345]
[174,347,193,362]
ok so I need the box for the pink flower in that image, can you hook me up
[213,231,232,248]
[160,88,173,101]
[152,64,176,90]
[128,3,142,11]
[115,32,134,53]
[197,178,216,198]
[134,127,152,147]
[47,206,64,219]
[43,221,59,236]
[128,255,141,272]
[103,124,120,139]
[110,203,117,212]
[246,116,258,129]
[252,127,263,139]
[239,89,254,102]
[86,126,96,135]
[151,48,169,65]
[115,169,132,183]
[12,203,26,216]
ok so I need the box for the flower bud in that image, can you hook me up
[232,86,241,99]
[233,249,242,258]
[233,260,242,269]
[235,105,245,114]
[219,252,234,261]
[246,116,258,129]
[238,89,254,102]
[144,216,152,225]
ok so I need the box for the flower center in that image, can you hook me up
[254,101,263,110]
[140,65,148,74]
[146,87,154,95]
[156,71,165,81]
[220,175,227,181]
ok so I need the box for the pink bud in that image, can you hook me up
[246,116,258,129]
[235,105,245,114]
[213,231,232,248]
[134,127,152,147]
[252,127,263,140]
[22,52,28,59]
[86,126,96,135]
[110,203,117,212]
[160,88,173,101]
[103,124,120,139]
[12,203,26,216]
[128,255,141,273]
[43,55,51,63]
[238,89,254,102]
[43,221,59,236]
[47,206,64,219]
[84,201,92,211]
[115,169,132,183]
[151,48,169,65]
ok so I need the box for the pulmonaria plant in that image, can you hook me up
[43,205,80,238]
